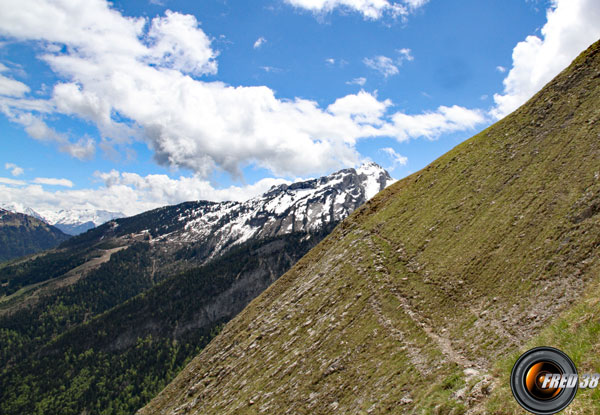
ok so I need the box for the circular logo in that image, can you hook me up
[510,347,578,414]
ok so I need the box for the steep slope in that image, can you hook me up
[0,208,70,261]
[0,164,393,415]
[141,40,600,415]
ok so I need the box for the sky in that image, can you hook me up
[0,0,599,216]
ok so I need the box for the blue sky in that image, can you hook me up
[0,0,599,216]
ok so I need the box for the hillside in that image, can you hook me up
[0,164,392,415]
[140,39,600,414]
[0,208,70,262]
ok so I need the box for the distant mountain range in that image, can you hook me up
[0,162,394,415]
[1,203,125,235]
[0,208,70,261]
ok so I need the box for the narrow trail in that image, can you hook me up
[360,229,478,369]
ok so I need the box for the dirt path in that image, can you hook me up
[361,230,478,369]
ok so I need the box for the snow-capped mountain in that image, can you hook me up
[72,162,394,262]
[38,208,125,235]
[0,202,124,235]
[0,202,47,223]
[160,162,394,258]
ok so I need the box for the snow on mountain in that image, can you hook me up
[152,162,395,259]
[0,202,47,223]
[16,163,392,250]
[0,202,125,235]
[36,209,126,235]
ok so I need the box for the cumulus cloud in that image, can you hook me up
[5,163,24,177]
[386,105,485,141]
[381,147,407,170]
[0,170,291,216]
[491,0,600,119]
[0,0,482,181]
[33,177,74,187]
[253,37,267,49]
[146,11,218,75]
[327,90,391,125]
[284,0,428,20]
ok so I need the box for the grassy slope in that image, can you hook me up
[140,39,600,415]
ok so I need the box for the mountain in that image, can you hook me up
[41,208,126,235]
[0,163,393,415]
[0,208,70,262]
[140,40,600,415]
[0,202,125,235]
[65,162,393,258]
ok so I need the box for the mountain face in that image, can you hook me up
[140,40,600,415]
[65,162,393,260]
[0,163,393,415]
[0,208,70,262]
[163,162,392,257]
[43,208,126,235]
[0,202,125,235]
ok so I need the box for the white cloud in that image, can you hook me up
[0,170,291,216]
[0,73,30,97]
[260,65,283,73]
[491,0,600,119]
[403,0,428,9]
[364,49,412,77]
[386,105,485,141]
[381,147,408,170]
[495,65,506,73]
[325,57,335,65]
[33,177,74,187]
[253,36,267,49]
[397,48,413,62]
[146,10,218,76]
[346,77,366,86]
[0,177,26,186]
[328,90,391,125]
[364,56,399,77]
[3,111,95,160]
[5,163,24,177]
[284,0,428,20]
[0,0,482,181]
